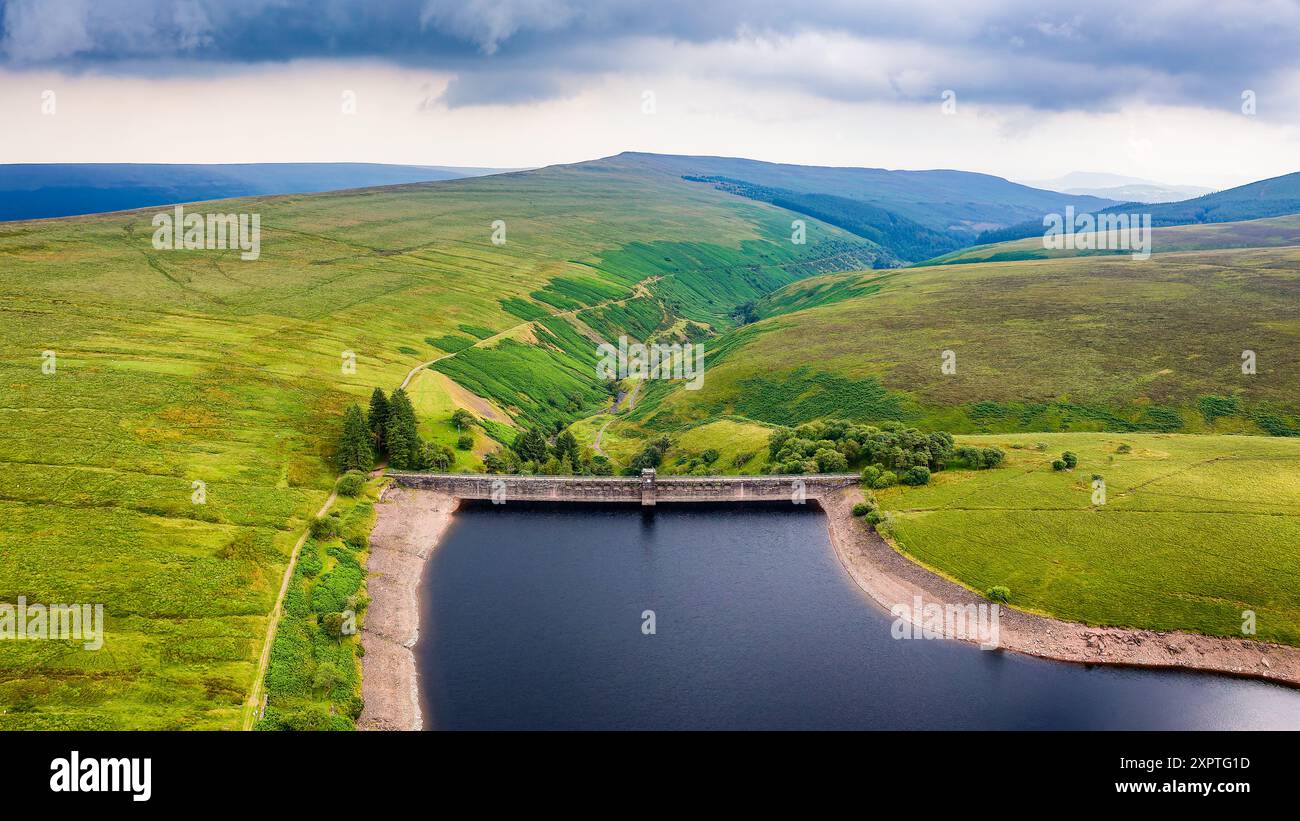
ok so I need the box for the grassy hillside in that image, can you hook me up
[873,432,1300,645]
[970,171,1300,247]
[613,152,1114,261]
[924,213,1300,266]
[629,242,1300,438]
[0,155,879,728]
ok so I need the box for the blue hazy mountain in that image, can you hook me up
[0,163,513,221]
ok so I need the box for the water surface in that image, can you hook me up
[418,502,1300,730]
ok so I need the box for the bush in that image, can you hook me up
[865,510,883,525]
[1116,444,1132,454]
[851,502,871,516]
[456,433,474,450]
[1061,451,1078,469]
[871,470,897,489]
[309,516,339,540]
[336,471,365,497]
[861,465,882,486]
[1051,459,1067,471]
[901,466,931,486]
[986,586,1011,603]
[701,449,720,465]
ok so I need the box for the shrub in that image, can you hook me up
[861,465,882,486]
[986,586,1011,603]
[732,451,754,468]
[901,466,931,486]
[451,408,477,430]
[321,612,345,640]
[336,471,365,497]
[456,433,474,450]
[865,510,883,525]
[1116,444,1132,453]
[851,502,870,517]
[815,447,849,473]
[309,516,339,540]
[1061,451,1078,469]
[1051,459,1067,471]
[872,470,897,489]
[701,449,720,465]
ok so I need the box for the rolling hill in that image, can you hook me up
[4,151,1299,729]
[921,212,1300,266]
[612,152,1116,263]
[971,171,1300,248]
[0,152,882,728]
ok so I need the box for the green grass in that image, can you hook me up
[0,155,876,727]
[871,433,1300,645]
[256,477,379,731]
[636,242,1300,436]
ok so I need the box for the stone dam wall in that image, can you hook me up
[387,471,859,506]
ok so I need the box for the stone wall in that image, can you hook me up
[388,471,859,505]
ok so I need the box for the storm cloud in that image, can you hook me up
[1,0,1297,113]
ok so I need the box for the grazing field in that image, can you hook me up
[0,155,877,728]
[873,433,1300,645]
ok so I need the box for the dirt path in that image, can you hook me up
[819,487,1300,688]
[242,488,339,729]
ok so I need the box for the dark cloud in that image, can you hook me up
[2,0,1296,113]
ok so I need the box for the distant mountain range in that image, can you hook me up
[618,153,1116,263]
[1022,172,1214,204]
[0,163,515,221]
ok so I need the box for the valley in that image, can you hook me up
[2,152,1299,729]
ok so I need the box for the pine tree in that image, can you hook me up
[336,404,374,472]
[368,388,390,454]
[513,426,549,463]
[552,429,581,466]
[384,388,421,469]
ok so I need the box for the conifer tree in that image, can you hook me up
[336,404,374,472]
[368,388,390,454]
[513,426,549,463]
[384,388,421,469]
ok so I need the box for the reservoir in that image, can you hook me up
[417,502,1300,730]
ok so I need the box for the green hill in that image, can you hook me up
[0,154,881,728]
[965,171,1300,249]
[630,241,1300,437]
[922,213,1300,266]
[613,152,1115,262]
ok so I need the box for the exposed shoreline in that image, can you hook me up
[818,487,1300,689]
[358,485,458,731]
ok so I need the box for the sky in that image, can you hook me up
[1,0,1298,188]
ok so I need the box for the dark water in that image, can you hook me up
[417,502,1300,730]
